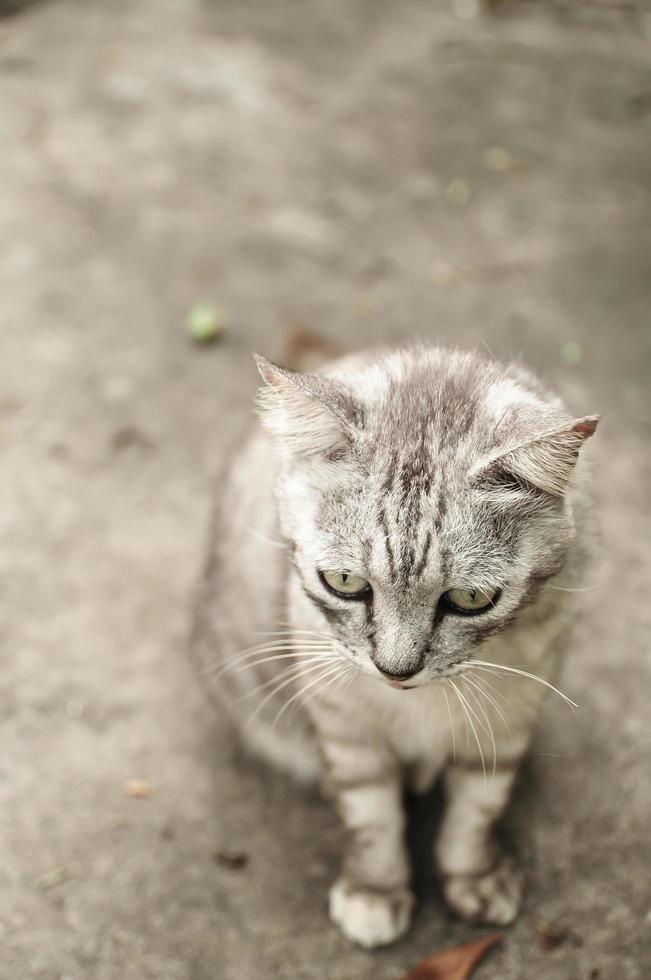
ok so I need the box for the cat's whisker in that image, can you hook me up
[468,660,579,710]
[452,680,471,747]
[230,653,345,674]
[228,650,343,675]
[462,673,512,736]
[547,584,601,593]
[468,672,511,712]
[267,620,353,643]
[238,637,335,655]
[231,653,344,694]
[449,680,487,782]
[244,659,341,728]
[213,637,332,662]
[441,683,456,763]
[225,647,341,674]
[271,661,349,730]
[203,650,332,682]
[448,682,470,745]
[475,585,499,608]
[246,527,288,549]
[231,663,302,704]
[262,625,361,664]
[233,656,340,704]
[460,676,498,775]
[203,641,335,679]
[256,626,341,643]
[466,665,541,714]
[342,665,358,695]
[225,642,333,662]
[285,662,356,723]
[453,679,494,745]
[473,678,512,735]
[308,663,357,712]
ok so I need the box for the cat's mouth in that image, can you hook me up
[371,669,422,691]
[385,678,415,690]
[372,658,469,690]
[380,661,470,690]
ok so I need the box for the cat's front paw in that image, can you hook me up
[329,878,413,948]
[442,854,523,926]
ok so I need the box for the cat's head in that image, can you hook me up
[255,348,598,688]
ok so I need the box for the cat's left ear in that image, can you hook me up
[473,415,599,498]
[253,354,362,458]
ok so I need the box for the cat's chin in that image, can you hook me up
[370,673,423,691]
[385,677,414,690]
[380,676,431,691]
[371,671,456,691]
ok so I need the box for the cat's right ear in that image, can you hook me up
[253,354,361,459]
[472,415,600,499]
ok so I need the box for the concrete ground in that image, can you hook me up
[1,0,650,977]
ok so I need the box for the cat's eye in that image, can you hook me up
[443,587,500,615]
[320,570,372,599]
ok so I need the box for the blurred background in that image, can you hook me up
[1,1,650,978]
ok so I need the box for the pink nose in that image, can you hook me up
[376,664,421,681]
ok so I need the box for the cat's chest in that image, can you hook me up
[353,677,453,766]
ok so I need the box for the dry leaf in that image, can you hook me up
[281,325,341,372]
[402,932,502,980]
[124,779,154,799]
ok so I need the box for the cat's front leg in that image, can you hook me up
[321,737,413,948]
[435,760,523,925]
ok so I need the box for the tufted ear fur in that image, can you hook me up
[253,354,361,458]
[474,415,599,498]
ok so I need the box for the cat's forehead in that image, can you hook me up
[316,462,507,582]
[357,354,547,464]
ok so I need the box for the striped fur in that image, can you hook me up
[199,346,598,947]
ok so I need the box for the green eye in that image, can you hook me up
[320,570,371,598]
[444,587,500,614]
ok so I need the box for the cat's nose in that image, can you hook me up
[370,626,427,681]
[375,664,422,681]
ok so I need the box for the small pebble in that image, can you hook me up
[186,302,225,344]
[212,848,249,870]
[110,426,154,452]
[560,341,583,366]
[445,178,472,207]
[37,865,72,890]
[536,918,583,951]
[483,145,515,173]
[124,779,154,799]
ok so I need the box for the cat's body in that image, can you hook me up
[196,347,597,948]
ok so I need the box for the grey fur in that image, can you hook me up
[195,346,598,948]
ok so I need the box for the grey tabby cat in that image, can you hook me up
[199,346,598,948]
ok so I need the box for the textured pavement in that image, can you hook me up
[1,1,650,978]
